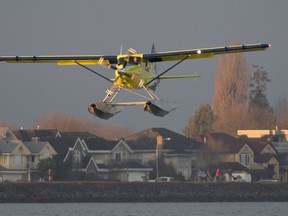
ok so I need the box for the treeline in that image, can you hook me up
[184,42,288,137]
[0,113,133,140]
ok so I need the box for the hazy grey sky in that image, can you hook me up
[0,0,287,134]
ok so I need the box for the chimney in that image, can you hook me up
[156,134,164,153]
[156,135,163,145]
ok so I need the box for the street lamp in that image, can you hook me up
[156,135,171,179]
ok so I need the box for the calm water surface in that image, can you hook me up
[0,202,287,216]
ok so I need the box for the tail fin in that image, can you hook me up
[151,43,156,53]
[151,43,157,73]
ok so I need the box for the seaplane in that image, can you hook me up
[0,43,270,119]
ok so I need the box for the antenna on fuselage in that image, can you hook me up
[120,45,123,55]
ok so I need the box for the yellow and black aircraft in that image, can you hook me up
[0,43,270,119]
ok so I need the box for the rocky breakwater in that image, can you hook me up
[0,182,288,203]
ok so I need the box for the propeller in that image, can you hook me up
[99,48,137,76]
[127,48,137,55]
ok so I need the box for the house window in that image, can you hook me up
[13,155,23,165]
[240,147,250,166]
[114,152,122,161]
[73,150,81,163]
[3,156,9,165]
[179,160,188,167]
[240,153,249,166]
[40,149,50,160]
[178,160,189,179]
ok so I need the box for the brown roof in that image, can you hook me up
[195,132,246,153]
[125,128,202,152]
[195,132,276,155]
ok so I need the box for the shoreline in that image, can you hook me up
[0,182,288,203]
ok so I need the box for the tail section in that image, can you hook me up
[159,72,200,80]
[151,43,157,73]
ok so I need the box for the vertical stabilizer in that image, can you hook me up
[151,43,157,73]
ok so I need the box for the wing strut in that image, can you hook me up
[74,61,113,83]
[145,55,190,86]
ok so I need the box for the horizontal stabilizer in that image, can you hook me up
[159,73,200,80]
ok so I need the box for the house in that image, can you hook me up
[124,128,203,180]
[63,136,153,182]
[48,137,80,180]
[60,128,203,181]
[237,128,288,182]
[195,132,279,181]
[0,127,57,181]
[11,128,97,181]
[6,125,281,182]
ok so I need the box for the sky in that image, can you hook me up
[0,0,287,134]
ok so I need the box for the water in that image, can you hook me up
[0,202,287,216]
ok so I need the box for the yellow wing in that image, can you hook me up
[143,43,270,62]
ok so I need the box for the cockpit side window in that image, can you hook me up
[129,57,141,65]
[118,57,127,65]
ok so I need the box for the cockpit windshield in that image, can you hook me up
[118,56,141,66]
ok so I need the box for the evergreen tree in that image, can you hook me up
[248,65,276,129]
[249,65,272,112]
[184,104,216,138]
[38,157,56,181]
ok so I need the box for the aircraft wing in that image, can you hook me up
[0,54,118,65]
[143,43,270,62]
[0,43,270,65]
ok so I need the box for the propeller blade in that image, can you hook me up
[127,48,137,54]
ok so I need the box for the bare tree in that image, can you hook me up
[0,119,17,129]
[274,96,288,129]
[212,44,250,134]
[247,107,276,129]
[34,113,134,140]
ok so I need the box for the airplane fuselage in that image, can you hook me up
[114,54,158,90]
